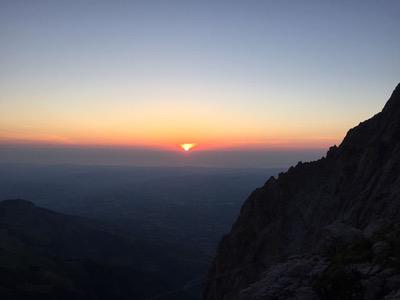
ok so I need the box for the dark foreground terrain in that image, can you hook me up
[0,166,278,299]
[204,84,400,300]
[0,199,171,299]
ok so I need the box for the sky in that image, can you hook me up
[0,0,399,167]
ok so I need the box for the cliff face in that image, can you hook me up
[204,83,400,300]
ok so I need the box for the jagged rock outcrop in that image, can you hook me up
[204,83,400,300]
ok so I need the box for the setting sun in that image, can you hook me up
[181,143,196,152]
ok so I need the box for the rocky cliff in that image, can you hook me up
[204,83,400,300]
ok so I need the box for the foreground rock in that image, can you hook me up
[204,83,400,300]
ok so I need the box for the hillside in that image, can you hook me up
[0,199,171,299]
[204,83,400,300]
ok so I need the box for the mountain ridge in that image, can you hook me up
[204,83,400,300]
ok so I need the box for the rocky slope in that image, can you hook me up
[204,83,400,300]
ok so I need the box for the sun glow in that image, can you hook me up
[181,143,196,151]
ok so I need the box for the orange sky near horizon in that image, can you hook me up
[0,88,373,151]
[0,85,384,151]
[0,81,368,151]
[0,119,346,152]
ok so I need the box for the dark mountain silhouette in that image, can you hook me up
[0,199,173,300]
[204,83,400,300]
